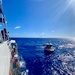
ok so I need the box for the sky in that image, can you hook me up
[1,0,75,38]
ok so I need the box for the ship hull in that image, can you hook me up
[44,48,54,54]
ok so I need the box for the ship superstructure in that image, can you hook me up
[0,0,10,75]
[0,0,8,42]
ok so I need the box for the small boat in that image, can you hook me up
[44,42,54,54]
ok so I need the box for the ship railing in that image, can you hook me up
[9,40,29,75]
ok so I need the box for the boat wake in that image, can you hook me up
[19,56,29,74]
[58,43,75,49]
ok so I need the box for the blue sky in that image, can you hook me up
[1,0,75,38]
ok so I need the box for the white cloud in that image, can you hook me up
[33,33,36,34]
[51,30,54,33]
[14,26,21,29]
[13,33,18,35]
[41,32,45,35]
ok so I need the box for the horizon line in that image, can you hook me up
[10,36,74,39]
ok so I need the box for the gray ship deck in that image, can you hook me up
[0,41,11,75]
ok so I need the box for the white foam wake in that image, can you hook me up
[58,43,75,49]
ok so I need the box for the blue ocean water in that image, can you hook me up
[11,38,75,75]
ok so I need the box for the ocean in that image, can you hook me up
[11,38,75,75]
